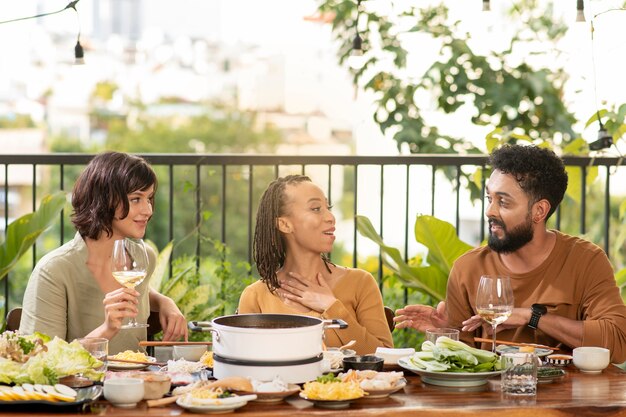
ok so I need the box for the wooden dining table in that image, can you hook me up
[2,363,625,417]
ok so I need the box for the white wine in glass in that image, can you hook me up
[475,275,514,352]
[111,238,149,329]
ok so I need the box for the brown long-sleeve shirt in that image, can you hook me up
[238,268,393,355]
[447,230,626,363]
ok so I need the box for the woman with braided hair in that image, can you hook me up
[238,175,393,354]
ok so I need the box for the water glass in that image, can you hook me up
[77,337,108,372]
[425,328,460,344]
[501,352,537,396]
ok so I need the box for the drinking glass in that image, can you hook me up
[501,352,538,395]
[425,328,460,344]
[111,238,149,329]
[475,275,514,352]
[77,337,108,373]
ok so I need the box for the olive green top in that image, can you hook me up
[20,232,154,354]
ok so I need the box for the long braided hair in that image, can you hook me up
[253,175,332,292]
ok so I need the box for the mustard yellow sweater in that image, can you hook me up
[238,268,393,355]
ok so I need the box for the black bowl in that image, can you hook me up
[342,355,384,372]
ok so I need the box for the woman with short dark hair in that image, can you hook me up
[21,151,187,353]
[238,175,393,355]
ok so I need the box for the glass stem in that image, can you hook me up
[491,324,498,353]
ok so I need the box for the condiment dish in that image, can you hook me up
[173,345,208,362]
[343,355,384,372]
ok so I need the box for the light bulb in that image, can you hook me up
[74,39,85,65]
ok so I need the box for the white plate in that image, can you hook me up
[299,393,359,409]
[397,357,503,387]
[496,345,553,357]
[362,378,407,399]
[176,398,247,414]
[107,356,156,371]
[233,384,301,403]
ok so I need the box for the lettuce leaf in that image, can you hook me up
[409,336,502,373]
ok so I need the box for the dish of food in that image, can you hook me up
[107,356,156,370]
[362,379,407,399]
[324,349,356,371]
[0,385,102,409]
[298,393,357,409]
[537,366,566,383]
[496,345,553,357]
[175,394,256,414]
[339,369,406,399]
[234,384,301,403]
[398,357,503,387]
[300,375,365,403]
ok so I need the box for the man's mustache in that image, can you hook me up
[488,218,505,229]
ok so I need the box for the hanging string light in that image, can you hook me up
[70,1,85,64]
[576,0,586,22]
[587,8,626,151]
[0,0,84,64]
[348,0,366,70]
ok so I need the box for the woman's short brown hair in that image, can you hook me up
[71,151,157,240]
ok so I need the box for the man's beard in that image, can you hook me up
[487,213,534,254]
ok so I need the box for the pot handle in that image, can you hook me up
[187,321,221,342]
[322,319,348,329]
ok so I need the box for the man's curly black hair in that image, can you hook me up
[489,144,568,220]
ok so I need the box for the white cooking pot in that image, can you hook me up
[189,313,348,361]
[212,353,326,384]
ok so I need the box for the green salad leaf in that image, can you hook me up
[316,373,340,383]
[0,333,105,384]
[409,336,501,373]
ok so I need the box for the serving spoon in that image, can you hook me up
[339,340,356,351]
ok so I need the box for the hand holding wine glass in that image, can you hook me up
[111,238,149,329]
[475,275,514,352]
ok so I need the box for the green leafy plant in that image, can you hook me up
[148,238,252,341]
[356,214,473,304]
[0,191,67,327]
[0,192,67,282]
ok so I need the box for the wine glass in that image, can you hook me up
[111,238,149,329]
[475,275,514,352]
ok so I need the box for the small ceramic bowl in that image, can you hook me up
[129,372,172,400]
[546,354,573,367]
[103,378,144,407]
[343,355,385,372]
[572,347,610,373]
[375,347,416,365]
[173,345,208,362]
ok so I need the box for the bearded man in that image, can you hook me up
[395,144,626,362]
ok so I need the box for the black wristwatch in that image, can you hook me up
[528,303,547,330]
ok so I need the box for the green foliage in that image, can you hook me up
[0,192,67,282]
[318,0,575,152]
[150,238,253,341]
[0,114,36,128]
[356,214,472,303]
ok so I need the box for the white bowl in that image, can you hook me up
[572,347,610,373]
[103,378,144,407]
[375,347,416,365]
[173,345,208,361]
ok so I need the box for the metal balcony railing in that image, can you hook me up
[1,153,624,311]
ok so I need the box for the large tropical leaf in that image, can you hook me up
[0,191,67,281]
[414,215,473,275]
[357,214,474,303]
[616,268,626,303]
[358,215,451,301]
[148,240,173,291]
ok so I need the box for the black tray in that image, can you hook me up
[0,385,102,411]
